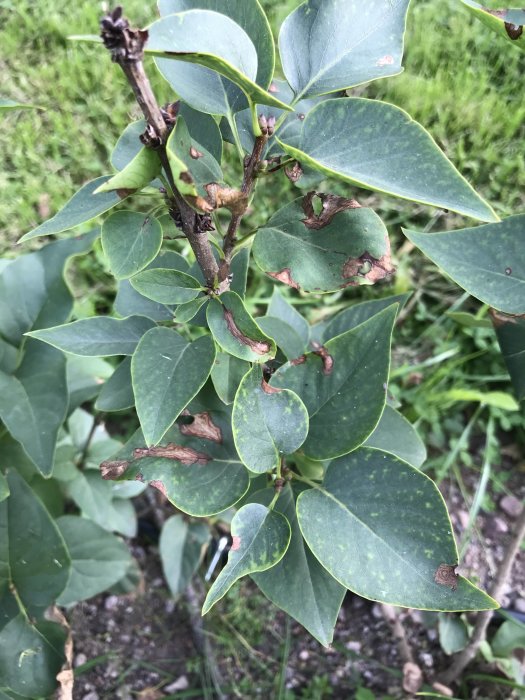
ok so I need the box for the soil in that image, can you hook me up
[69,457,525,700]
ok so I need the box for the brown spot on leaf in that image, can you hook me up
[490,308,523,327]
[302,191,361,230]
[261,378,282,394]
[298,113,305,121]
[149,480,167,498]
[135,472,144,482]
[505,21,523,39]
[133,444,210,465]
[376,55,395,67]
[505,267,512,275]
[403,662,423,694]
[100,460,130,480]
[342,238,395,286]
[268,82,278,93]
[267,268,300,290]
[311,342,334,375]
[290,354,307,366]
[434,563,458,590]
[190,146,204,159]
[223,308,271,355]
[285,162,303,183]
[484,7,506,18]
[117,188,136,199]
[180,171,194,185]
[231,536,241,551]
[180,411,222,443]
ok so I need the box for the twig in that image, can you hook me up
[439,506,525,685]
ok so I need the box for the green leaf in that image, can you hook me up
[0,232,98,345]
[253,195,392,292]
[233,366,309,473]
[257,317,308,360]
[297,448,498,611]
[364,405,427,468]
[279,0,410,100]
[155,0,276,116]
[321,294,410,342]
[0,97,40,111]
[267,288,310,347]
[404,215,525,313]
[167,116,223,199]
[0,471,70,609]
[0,612,65,698]
[438,613,469,655]
[0,338,18,375]
[0,343,67,476]
[132,328,216,445]
[277,99,498,223]
[174,296,209,323]
[95,357,135,412]
[111,120,145,170]
[271,306,396,460]
[492,313,525,401]
[130,268,203,305]
[461,1,525,50]
[102,409,250,516]
[19,177,128,242]
[491,619,525,657]
[202,503,291,614]
[180,103,223,162]
[66,356,114,413]
[148,10,290,115]
[114,250,189,321]
[250,486,344,646]
[55,516,132,606]
[159,514,210,596]
[28,315,155,357]
[95,146,161,194]
[431,389,519,411]
[207,291,276,362]
[0,475,8,504]
[210,352,250,404]
[101,211,163,280]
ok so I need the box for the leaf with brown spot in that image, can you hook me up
[285,162,304,183]
[311,343,334,375]
[100,460,130,480]
[461,1,525,50]
[434,563,458,590]
[491,309,525,401]
[133,443,210,465]
[180,411,223,443]
[302,191,361,230]
[190,146,204,159]
[267,268,301,290]
[149,480,168,498]
[342,241,395,287]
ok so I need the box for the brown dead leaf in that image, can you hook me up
[302,191,361,230]
[403,661,423,694]
[45,607,73,700]
[285,162,303,183]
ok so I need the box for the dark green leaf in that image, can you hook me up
[19,177,127,242]
[0,338,18,375]
[0,343,67,476]
[0,98,40,111]
[257,317,307,360]
[174,296,209,323]
[207,291,276,362]
[0,475,8,504]
[160,515,210,596]
[202,503,291,613]
[56,516,132,606]
[251,487,345,646]
[492,312,525,401]
[179,102,223,162]
[267,288,310,347]
[364,405,427,468]
[297,448,497,610]
[0,471,70,609]
[210,352,250,404]
[279,0,410,99]
[95,147,161,194]
[111,120,145,170]
[277,99,498,222]
[28,315,155,357]
[132,328,216,445]
[233,366,309,473]
[404,215,525,314]
[438,613,469,655]
[271,306,396,460]
[101,211,163,280]
[322,294,411,342]
[491,619,525,657]
[253,196,392,292]
[130,268,203,305]
[95,357,135,412]
[66,355,114,413]
[461,1,525,50]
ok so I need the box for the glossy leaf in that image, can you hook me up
[251,487,345,646]
[95,146,161,194]
[267,288,310,347]
[202,503,291,613]
[148,11,290,114]
[155,1,276,116]
[66,355,113,412]
[56,516,132,606]
[0,475,8,504]
[111,119,145,170]
[364,405,427,468]
[180,102,223,162]
[114,250,189,321]
[0,343,67,476]
[492,312,525,401]
[101,211,163,280]
[279,0,410,99]
[297,448,497,611]
[233,366,309,473]
[322,294,410,342]
[207,291,276,362]
[174,296,209,323]
[160,514,210,596]
[0,338,18,375]
[28,315,155,357]
[277,99,498,222]
[404,215,525,314]
[132,328,216,445]
[257,317,308,360]
[211,352,250,404]
[95,357,135,411]
[461,1,525,50]
[271,305,396,460]
[130,268,203,305]
[19,177,127,242]
[253,196,391,292]
[0,471,70,609]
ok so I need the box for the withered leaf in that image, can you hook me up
[133,443,210,465]
[180,411,223,443]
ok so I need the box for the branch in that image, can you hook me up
[439,506,525,685]
[100,6,219,287]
